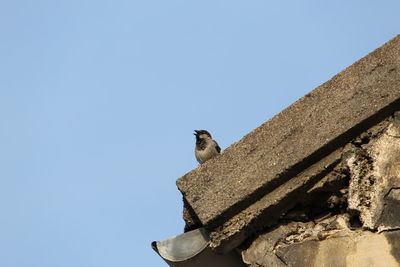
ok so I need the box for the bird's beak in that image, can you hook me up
[194,130,199,136]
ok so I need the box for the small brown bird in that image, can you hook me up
[194,130,221,164]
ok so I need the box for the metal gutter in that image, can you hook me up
[151,228,245,267]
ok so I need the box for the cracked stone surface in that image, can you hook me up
[276,231,400,267]
[347,112,400,231]
[241,115,400,266]
[242,215,400,267]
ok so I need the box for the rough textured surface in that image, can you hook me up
[199,113,400,252]
[242,216,400,267]
[208,148,344,253]
[241,216,351,267]
[277,231,400,267]
[184,114,400,254]
[240,114,400,266]
[347,111,400,231]
[177,35,400,229]
[182,198,203,232]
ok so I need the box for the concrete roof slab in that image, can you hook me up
[177,35,400,228]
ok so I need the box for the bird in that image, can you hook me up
[194,130,221,164]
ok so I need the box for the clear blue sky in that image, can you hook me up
[0,1,398,266]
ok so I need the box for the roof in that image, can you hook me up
[176,34,400,253]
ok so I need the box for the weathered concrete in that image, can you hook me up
[276,231,400,267]
[242,215,400,267]
[240,114,400,266]
[242,216,351,267]
[182,198,202,232]
[208,148,344,253]
[177,35,400,231]
[241,222,307,267]
[347,111,400,231]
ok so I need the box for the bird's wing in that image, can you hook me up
[214,141,221,153]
